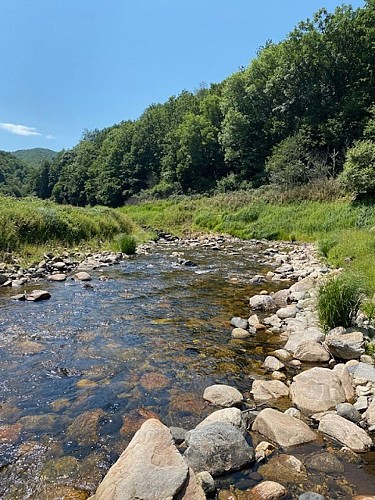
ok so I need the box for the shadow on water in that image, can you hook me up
[0,240,374,498]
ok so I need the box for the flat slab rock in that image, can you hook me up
[290,367,348,415]
[347,362,375,383]
[184,422,255,476]
[318,414,372,453]
[203,384,243,407]
[252,408,317,447]
[91,418,204,500]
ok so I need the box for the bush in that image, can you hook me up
[318,275,363,331]
[116,233,137,255]
[340,140,375,197]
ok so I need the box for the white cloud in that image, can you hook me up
[0,122,42,136]
[46,134,56,140]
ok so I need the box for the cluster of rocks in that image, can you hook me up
[0,250,127,301]
[89,239,375,499]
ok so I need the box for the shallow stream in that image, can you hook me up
[0,239,374,499]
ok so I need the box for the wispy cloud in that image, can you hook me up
[46,134,56,140]
[0,122,42,137]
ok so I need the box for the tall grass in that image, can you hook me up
[318,275,363,331]
[0,195,134,258]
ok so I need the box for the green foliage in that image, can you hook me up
[341,140,375,197]
[0,151,31,197]
[115,233,137,255]
[12,148,57,169]
[318,275,363,331]
[0,195,134,255]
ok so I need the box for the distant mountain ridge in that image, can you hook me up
[12,148,57,169]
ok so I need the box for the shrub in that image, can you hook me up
[318,275,363,331]
[340,140,375,197]
[116,233,137,255]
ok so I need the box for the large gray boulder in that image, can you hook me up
[252,408,317,447]
[203,384,243,407]
[325,332,365,360]
[91,419,195,500]
[347,362,375,383]
[318,414,373,453]
[290,367,347,414]
[184,422,255,476]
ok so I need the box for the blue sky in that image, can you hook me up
[0,0,365,152]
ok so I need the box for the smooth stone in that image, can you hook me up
[271,349,293,362]
[336,403,362,423]
[272,289,291,307]
[92,419,190,500]
[248,314,261,326]
[261,356,285,372]
[249,295,275,311]
[184,422,255,476]
[305,452,344,474]
[276,306,298,320]
[230,317,248,330]
[290,367,347,415]
[293,340,330,363]
[325,332,365,360]
[195,408,248,433]
[248,480,287,499]
[251,380,289,401]
[318,414,373,453]
[47,273,67,282]
[360,354,374,365]
[74,271,92,281]
[290,277,315,293]
[203,384,243,407]
[284,329,325,353]
[26,290,51,301]
[252,408,317,447]
[231,327,251,339]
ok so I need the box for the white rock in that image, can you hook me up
[203,384,243,407]
[251,380,289,401]
[262,356,285,372]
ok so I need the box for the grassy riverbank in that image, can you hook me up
[0,195,138,264]
[121,191,375,294]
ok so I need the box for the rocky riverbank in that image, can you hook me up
[88,235,375,499]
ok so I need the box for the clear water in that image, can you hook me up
[0,240,374,499]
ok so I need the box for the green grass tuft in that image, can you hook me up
[318,275,364,332]
[115,233,137,255]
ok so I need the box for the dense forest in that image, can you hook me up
[3,1,375,206]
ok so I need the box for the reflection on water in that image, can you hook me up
[0,240,374,498]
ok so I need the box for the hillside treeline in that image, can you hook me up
[29,1,375,207]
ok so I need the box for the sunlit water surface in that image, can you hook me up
[0,240,374,499]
